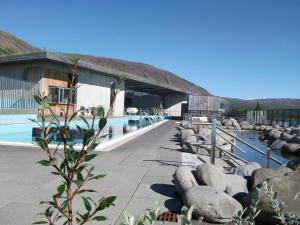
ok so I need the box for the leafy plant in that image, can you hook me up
[233,181,300,225]
[234,184,263,225]
[262,182,300,225]
[33,57,125,225]
[121,202,161,225]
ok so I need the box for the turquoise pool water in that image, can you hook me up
[0,114,162,143]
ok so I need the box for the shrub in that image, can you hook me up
[33,57,125,225]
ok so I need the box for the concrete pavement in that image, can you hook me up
[0,120,183,225]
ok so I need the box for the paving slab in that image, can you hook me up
[0,120,183,225]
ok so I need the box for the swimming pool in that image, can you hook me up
[0,114,163,144]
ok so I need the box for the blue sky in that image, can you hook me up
[1,0,299,99]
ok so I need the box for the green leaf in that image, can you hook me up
[80,116,90,129]
[37,160,50,166]
[89,174,106,181]
[33,221,48,224]
[77,189,98,194]
[84,153,97,162]
[67,148,76,163]
[82,197,92,212]
[98,196,117,210]
[98,107,105,118]
[49,158,57,166]
[57,184,65,195]
[28,118,41,127]
[92,216,107,221]
[98,118,107,130]
[34,95,42,105]
[68,112,78,123]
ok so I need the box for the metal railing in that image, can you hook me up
[192,119,283,168]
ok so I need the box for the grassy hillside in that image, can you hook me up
[223,97,300,111]
[0,31,39,56]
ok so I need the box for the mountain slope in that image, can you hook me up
[0,31,39,56]
[222,98,300,110]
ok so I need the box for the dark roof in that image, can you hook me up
[0,51,211,96]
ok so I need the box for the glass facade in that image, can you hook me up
[125,88,161,113]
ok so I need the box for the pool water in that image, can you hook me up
[0,114,163,144]
[234,131,289,168]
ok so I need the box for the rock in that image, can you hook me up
[270,140,287,151]
[284,127,292,133]
[180,129,195,142]
[233,162,261,177]
[286,158,300,171]
[195,163,227,191]
[226,125,235,130]
[225,174,248,201]
[173,166,198,196]
[266,129,282,140]
[250,165,293,188]
[291,128,300,136]
[281,143,300,154]
[183,186,243,223]
[244,171,300,224]
[290,135,300,144]
[222,119,233,127]
[239,121,250,127]
[230,118,240,129]
[279,132,295,142]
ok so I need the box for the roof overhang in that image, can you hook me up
[0,52,192,95]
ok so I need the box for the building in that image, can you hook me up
[0,51,210,117]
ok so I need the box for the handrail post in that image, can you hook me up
[265,148,270,168]
[211,119,217,164]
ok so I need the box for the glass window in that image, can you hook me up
[48,87,76,104]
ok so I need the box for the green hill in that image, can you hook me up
[0,31,39,56]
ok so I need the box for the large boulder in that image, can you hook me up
[233,162,261,177]
[222,119,233,127]
[250,164,293,188]
[279,132,295,142]
[291,128,300,136]
[180,121,192,129]
[270,140,287,151]
[287,158,300,171]
[183,186,243,223]
[173,166,198,196]
[281,143,300,154]
[195,163,227,191]
[243,171,300,224]
[239,121,253,130]
[180,129,195,143]
[266,129,282,140]
[225,174,248,201]
[290,135,300,144]
[230,118,241,130]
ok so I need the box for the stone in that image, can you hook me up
[279,132,295,142]
[173,166,198,196]
[244,171,300,224]
[195,163,227,191]
[225,174,248,201]
[222,119,233,127]
[183,186,243,223]
[233,162,261,177]
[266,129,282,140]
[290,135,300,144]
[270,140,287,151]
[286,158,300,171]
[291,128,300,136]
[239,121,250,127]
[180,129,195,143]
[281,143,300,154]
[250,165,293,188]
